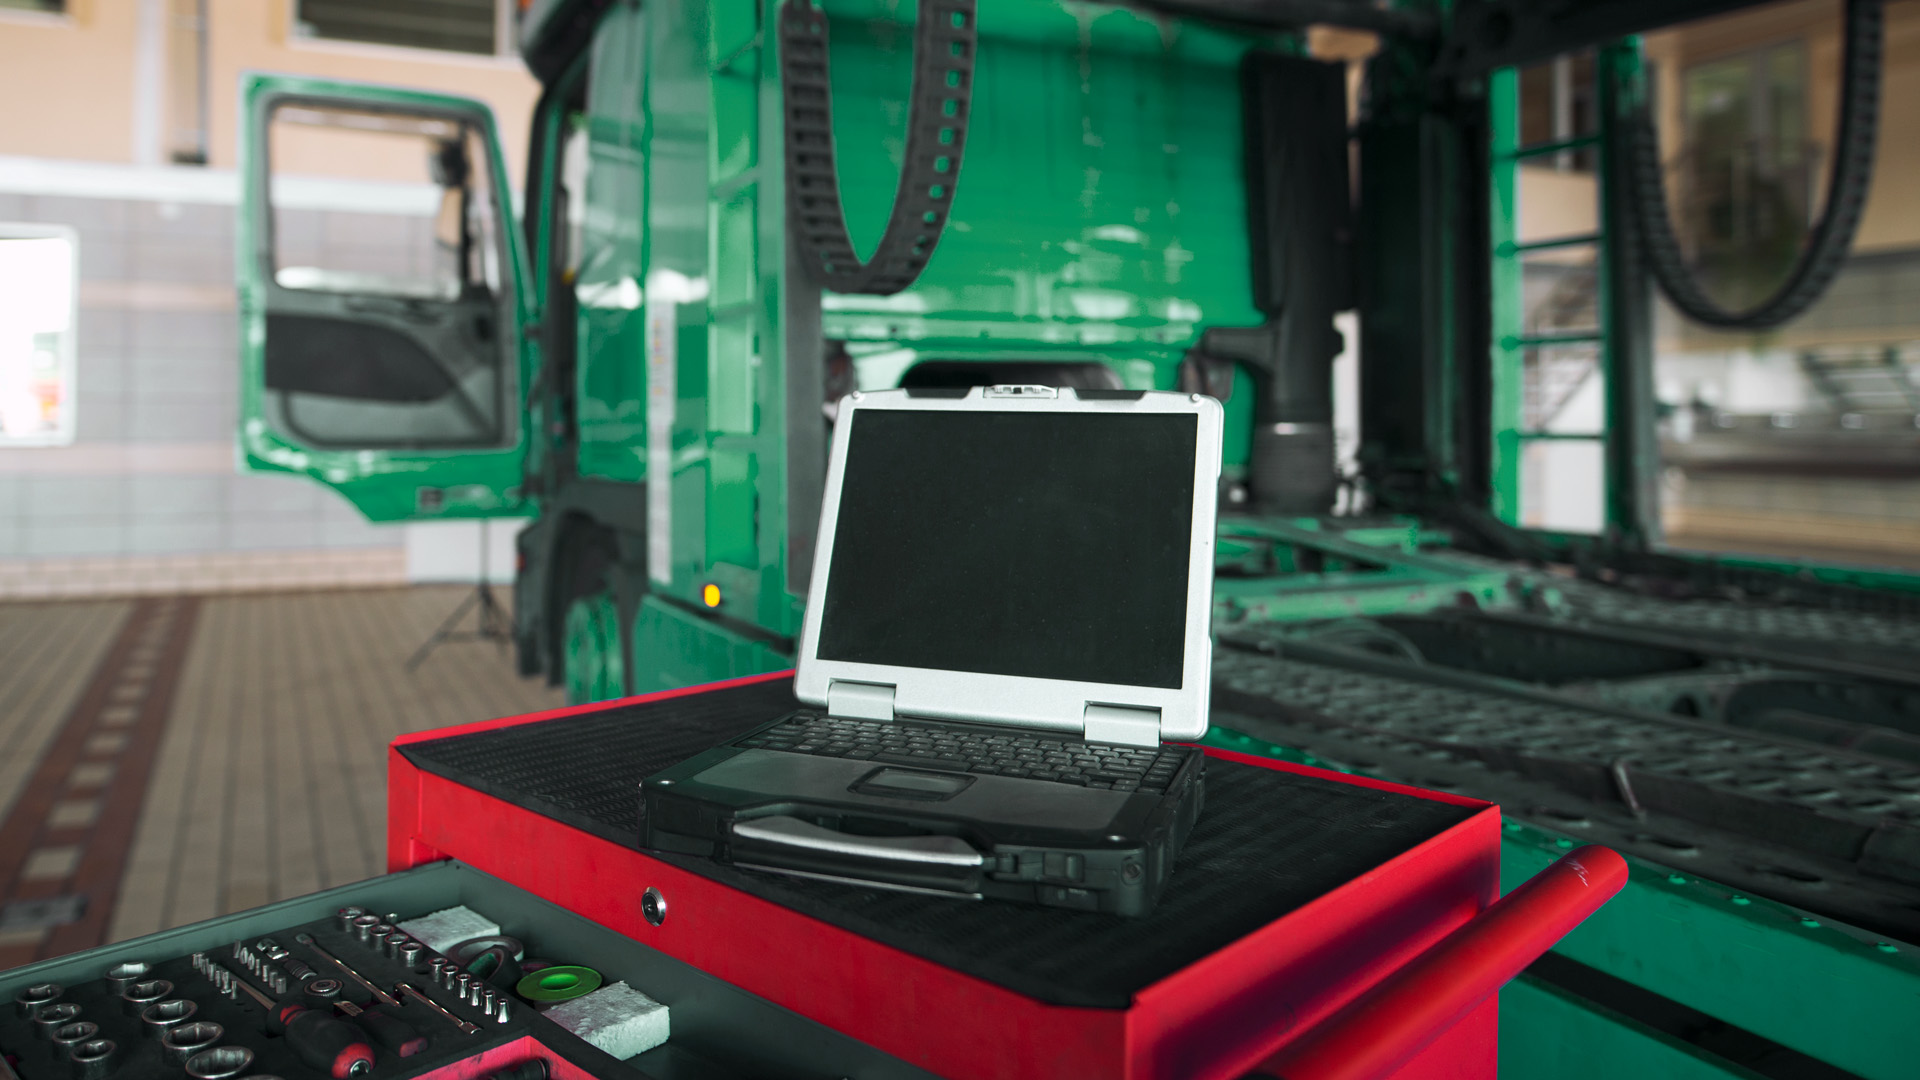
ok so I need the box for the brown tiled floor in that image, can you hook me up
[0,587,564,956]
[0,601,130,830]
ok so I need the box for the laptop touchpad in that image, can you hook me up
[851,767,975,801]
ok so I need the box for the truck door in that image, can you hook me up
[236,76,529,521]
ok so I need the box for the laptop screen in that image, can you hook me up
[817,408,1198,690]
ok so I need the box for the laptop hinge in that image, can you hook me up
[828,680,897,721]
[1083,704,1161,748]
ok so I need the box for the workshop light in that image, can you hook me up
[702,583,721,608]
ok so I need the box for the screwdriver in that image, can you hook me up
[269,1003,376,1080]
[334,1001,429,1058]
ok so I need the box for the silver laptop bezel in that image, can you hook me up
[794,385,1223,741]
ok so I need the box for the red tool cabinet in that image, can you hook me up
[386,673,1623,1080]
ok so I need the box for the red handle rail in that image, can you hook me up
[1253,844,1630,1080]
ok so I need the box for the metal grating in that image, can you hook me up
[1211,641,1920,937]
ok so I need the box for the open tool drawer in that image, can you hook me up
[385,672,1627,1080]
[0,860,940,1080]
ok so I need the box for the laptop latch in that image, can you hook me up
[828,680,897,721]
[1083,704,1161,748]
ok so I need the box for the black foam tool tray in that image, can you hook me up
[0,917,621,1080]
[401,678,1479,1008]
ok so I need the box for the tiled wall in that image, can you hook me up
[0,188,410,597]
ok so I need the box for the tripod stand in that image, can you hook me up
[406,522,512,672]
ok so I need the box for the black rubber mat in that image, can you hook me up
[400,678,1480,1008]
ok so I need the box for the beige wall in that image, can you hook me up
[1641,0,1920,254]
[0,1,138,164]
[0,0,539,183]
[204,1,539,182]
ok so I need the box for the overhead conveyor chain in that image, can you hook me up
[1211,642,1920,942]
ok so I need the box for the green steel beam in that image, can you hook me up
[1210,518,1516,624]
[1487,66,1523,525]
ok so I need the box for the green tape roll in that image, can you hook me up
[516,965,602,1003]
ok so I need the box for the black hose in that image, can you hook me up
[1619,0,1883,330]
[780,0,978,296]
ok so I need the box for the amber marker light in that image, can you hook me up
[702,583,722,608]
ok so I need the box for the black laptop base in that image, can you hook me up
[641,711,1205,917]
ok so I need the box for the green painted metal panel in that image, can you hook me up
[707,447,758,569]
[576,3,651,484]
[543,0,1275,651]
[815,5,1262,350]
[1499,976,1759,1080]
[708,0,758,69]
[629,594,789,695]
[1501,820,1920,1080]
[233,74,532,522]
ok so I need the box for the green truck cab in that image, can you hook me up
[230,5,1920,1076]
[235,0,1308,701]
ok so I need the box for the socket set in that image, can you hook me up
[2,906,627,1080]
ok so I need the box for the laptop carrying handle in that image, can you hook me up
[732,815,985,867]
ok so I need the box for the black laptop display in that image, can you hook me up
[640,384,1223,916]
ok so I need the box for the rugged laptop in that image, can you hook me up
[640,384,1223,916]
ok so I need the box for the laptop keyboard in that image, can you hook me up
[735,713,1189,793]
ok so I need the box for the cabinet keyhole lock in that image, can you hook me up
[641,887,668,927]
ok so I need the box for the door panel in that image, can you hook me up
[237,75,530,522]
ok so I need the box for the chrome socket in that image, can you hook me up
[103,962,148,996]
[140,999,196,1041]
[51,1021,100,1058]
[33,1005,84,1041]
[14,982,62,1019]
[335,906,367,931]
[184,1046,255,1080]
[121,979,172,1017]
[69,1038,116,1080]
[162,1021,225,1065]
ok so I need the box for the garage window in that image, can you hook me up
[0,225,77,447]
[294,0,503,57]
